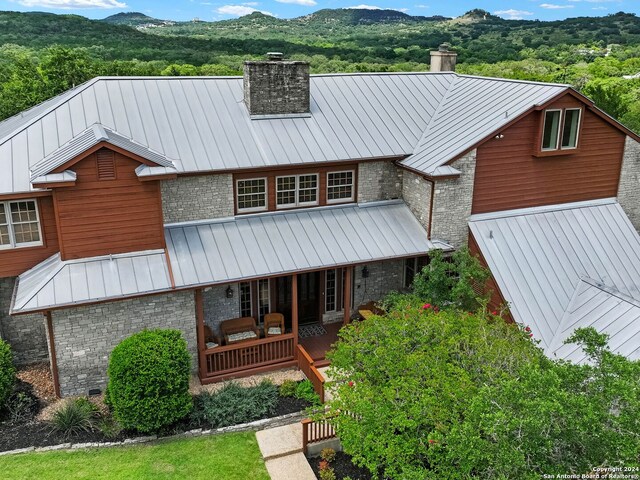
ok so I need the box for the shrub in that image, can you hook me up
[0,339,16,408]
[51,397,99,439]
[97,416,122,439]
[295,380,321,405]
[320,447,336,463]
[318,466,336,480]
[7,390,38,422]
[191,380,278,428]
[278,379,298,398]
[105,329,192,433]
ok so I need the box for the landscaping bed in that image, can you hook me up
[310,451,373,480]
[0,373,315,453]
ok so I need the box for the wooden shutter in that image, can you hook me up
[96,150,116,180]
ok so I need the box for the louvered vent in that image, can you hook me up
[96,149,116,181]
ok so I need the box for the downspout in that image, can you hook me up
[424,176,436,240]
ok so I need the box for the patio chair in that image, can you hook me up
[204,325,220,349]
[220,317,260,345]
[264,313,285,337]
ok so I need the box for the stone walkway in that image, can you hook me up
[256,423,316,480]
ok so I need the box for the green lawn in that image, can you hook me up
[0,431,270,480]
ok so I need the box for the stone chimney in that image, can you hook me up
[430,44,457,72]
[243,52,310,117]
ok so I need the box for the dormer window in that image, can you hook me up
[541,108,581,151]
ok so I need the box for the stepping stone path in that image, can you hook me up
[257,422,316,480]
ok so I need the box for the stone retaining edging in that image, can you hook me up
[0,410,306,456]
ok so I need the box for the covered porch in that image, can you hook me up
[194,267,354,383]
[164,200,453,384]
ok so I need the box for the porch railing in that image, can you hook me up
[297,344,325,403]
[301,417,337,455]
[203,333,296,379]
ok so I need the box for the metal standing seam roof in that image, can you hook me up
[548,278,640,363]
[0,72,573,195]
[469,198,640,361]
[29,124,177,180]
[401,75,567,175]
[165,200,452,288]
[11,250,173,314]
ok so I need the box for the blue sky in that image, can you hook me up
[1,0,638,21]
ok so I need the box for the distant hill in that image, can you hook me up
[0,8,639,66]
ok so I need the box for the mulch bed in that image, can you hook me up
[0,379,312,452]
[310,451,373,480]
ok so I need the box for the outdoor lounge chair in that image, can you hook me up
[264,313,285,337]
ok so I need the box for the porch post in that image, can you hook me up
[343,266,352,325]
[45,311,61,398]
[292,274,299,351]
[195,289,207,380]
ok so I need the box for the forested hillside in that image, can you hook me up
[0,8,638,132]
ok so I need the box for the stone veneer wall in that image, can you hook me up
[161,174,234,224]
[357,160,403,203]
[0,277,48,365]
[202,284,240,337]
[351,259,404,309]
[402,170,432,232]
[618,136,640,232]
[430,150,477,248]
[51,291,197,397]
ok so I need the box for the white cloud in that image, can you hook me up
[275,0,316,5]
[242,1,258,5]
[592,6,607,9]
[414,3,428,7]
[539,3,575,8]
[16,0,125,7]
[215,4,272,16]
[494,8,533,19]
[346,4,382,9]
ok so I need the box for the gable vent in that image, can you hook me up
[96,149,116,181]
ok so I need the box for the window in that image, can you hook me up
[561,108,581,149]
[326,269,337,312]
[327,171,355,203]
[239,282,252,317]
[541,110,561,151]
[258,279,270,323]
[0,200,42,249]
[541,108,581,152]
[276,174,318,208]
[237,178,267,212]
[403,256,429,289]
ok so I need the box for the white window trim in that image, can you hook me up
[236,177,268,213]
[0,199,43,250]
[325,269,337,312]
[326,170,356,204]
[275,174,319,209]
[541,109,562,151]
[560,108,582,150]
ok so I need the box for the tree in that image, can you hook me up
[324,300,640,479]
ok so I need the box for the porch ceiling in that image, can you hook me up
[165,200,451,288]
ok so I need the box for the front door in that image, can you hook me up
[276,272,321,327]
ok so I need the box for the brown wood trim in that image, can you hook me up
[45,312,61,398]
[427,177,435,239]
[0,191,52,201]
[343,267,352,325]
[51,142,161,175]
[195,289,207,380]
[52,189,66,260]
[164,248,176,289]
[292,274,299,350]
[138,174,177,182]
[31,182,76,189]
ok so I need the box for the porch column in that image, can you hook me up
[195,289,206,380]
[343,266,352,325]
[45,311,61,398]
[292,274,299,350]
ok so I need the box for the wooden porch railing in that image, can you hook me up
[297,344,325,403]
[203,333,296,380]
[301,417,337,455]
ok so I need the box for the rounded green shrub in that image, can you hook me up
[105,329,192,433]
[0,339,16,408]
